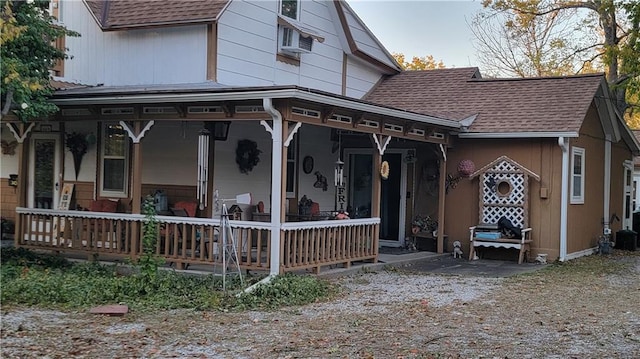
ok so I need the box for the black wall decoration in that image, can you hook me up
[235,139,262,174]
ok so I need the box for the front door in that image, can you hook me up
[345,149,407,247]
[28,134,61,209]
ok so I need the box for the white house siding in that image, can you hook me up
[345,57,384,98]
[216,0,278,86]
[295,1,343,93]
[60,1,208,86]
[212,121,274,214]
[217,0,363,94]
[141,122,201,186]
[297,125,341,212]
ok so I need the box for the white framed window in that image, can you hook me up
[280,0,299,20]
[100,123,129,197]
[286,136,297,198]
[570,147,585,204]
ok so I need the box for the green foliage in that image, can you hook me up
[392,53,445,71]
[234,273,334,310]
[134,196,165,292]
[1,248,334,312]
[0,0,79,121]
[1,246,71,269]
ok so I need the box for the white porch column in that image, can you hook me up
[437,144,447,254]
[558,137,569,261]
[604,134,612,232]
[263,98,283,275]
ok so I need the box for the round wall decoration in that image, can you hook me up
[303,156,314,174]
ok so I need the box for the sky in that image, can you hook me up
[345,0,484,68]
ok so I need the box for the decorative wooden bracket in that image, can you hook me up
[175,105,186,118]
[119,120,154,143]
[222,102,234,118]
[403,122,415,136]
[439,144,447,162]
[284,122,302,147]
[321,107,335,124]
[440,143,447,162]
[6,122,35,143]
[260,120,273,137]
[372,133,391,155]
[353,113,365,128]
[261,120,300,148]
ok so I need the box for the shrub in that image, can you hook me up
[1,248,334,312]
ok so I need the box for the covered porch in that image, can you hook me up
[7,84,461,274]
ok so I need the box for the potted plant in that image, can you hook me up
[411,215,438,236]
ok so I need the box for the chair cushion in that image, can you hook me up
[476,232,502,240]
[101,199,119,213]
[90,199,119,212]
[173,201,197,217]
[310,202,320,216]
[90,200,103,212]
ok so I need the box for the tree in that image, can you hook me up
[474,0,640,119]
[1,0,78,122]
[393,53,446,70]
[470,5,592,77]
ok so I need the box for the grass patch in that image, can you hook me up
[1,248,334,312]
[507,250,638,282]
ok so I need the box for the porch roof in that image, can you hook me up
[51,82,462,130]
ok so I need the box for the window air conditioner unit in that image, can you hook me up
[280,27,312,54]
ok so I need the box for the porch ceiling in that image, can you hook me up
[51,84,462,144]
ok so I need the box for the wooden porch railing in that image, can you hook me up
[14,208,272,271]
[14,208,380,274]
[280,218,380,273]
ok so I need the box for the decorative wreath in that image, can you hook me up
[235,139,262,174]
[380,160,390,180]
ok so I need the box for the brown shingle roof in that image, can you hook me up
[84,0,228,30]
[50,79,90,90]
[365,68,605,133]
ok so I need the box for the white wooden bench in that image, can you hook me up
[469,223,532,264]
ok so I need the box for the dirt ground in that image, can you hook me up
[2,251,639,358]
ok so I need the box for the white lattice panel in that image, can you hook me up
[482,207,525,228]
[482,173,525,205]
[476,158,533,228]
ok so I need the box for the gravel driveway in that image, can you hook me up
[2,251,639,358]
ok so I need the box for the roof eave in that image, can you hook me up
[103,19,216,31]
[458,132,580,139]
[51,88,461,130]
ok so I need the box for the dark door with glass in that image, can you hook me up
[379,153,402,240]
[30,137,58,209]
[348,151,403,242]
